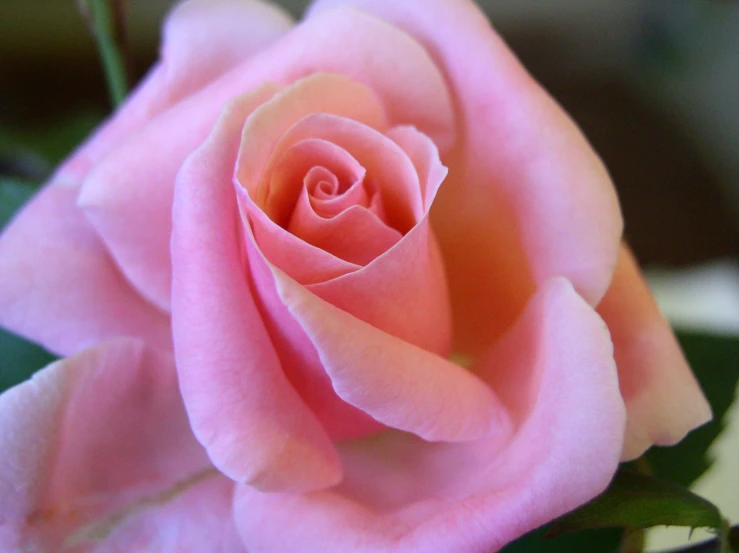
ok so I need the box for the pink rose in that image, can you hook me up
[0,0,711,551]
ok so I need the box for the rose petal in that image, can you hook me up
[234,278,625,553]
[306,127,450,355]
[79,81,280,311]
[52,66,168,188]
[235,74,401,279]
[240,213,387,440]
[272,267,506,443]
[241,186,362,284]
[388,125,450,211]
[272,139,369,220]
[309,0,623,355]
[242,113,433,277]
[236,74,389,212]
[246,113,424,232]
[597,246,712,460]
[172,98,342,493]
[0,184,171,356]
[0,339,230,552]
[235,118,451,439]
[288,190,403,265]
[160,0,293,100]
[78,8,454,310]
[75,476,246,553]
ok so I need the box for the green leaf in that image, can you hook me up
[500,525,623,553]
[0,329,56,394]
[646,331,739,487]
[550,469,725,535]
[0,178,36,229]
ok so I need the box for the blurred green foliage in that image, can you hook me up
[0,111,102,181]
[551,469,725,536]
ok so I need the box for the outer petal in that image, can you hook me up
[0,184,171,356]
[308,0,623,354]
[78,8,454,310]
[0,339,241,553]
[234,279,625,553]
[598,246,712,460]
[171,97,342,493]
[78,476,246,553]
[160,0,293,101]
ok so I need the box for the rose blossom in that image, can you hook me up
[0,0,711,552]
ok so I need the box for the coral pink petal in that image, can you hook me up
[241,187,361,284]
[306,168,370,215]
[52,66,168,188]
[307,219,452,356]
[306,134,450,355]
[0,184,171,356]
[56,0,291,314]
[236,74,388,213]
[171,100,342,493]
[0,338,239,552]
[258,114,424,232]
[240,213,387,441]
[77,8,453,310]
[270,138,367,222]
[308,174,383,220]
[272,267,505,443]
[233,278,625,553]
[310,0,623,353]
[598,246,711,460]
[289,189,402,265]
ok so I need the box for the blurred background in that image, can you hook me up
[0,1,737,551]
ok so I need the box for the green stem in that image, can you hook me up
[87,0,128,107]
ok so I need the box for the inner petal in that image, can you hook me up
[287,185,403,266]
[305,166,379,220]
[266,138,366,227]
[235,73,390,209]
[307,167,341,199]
[268,114,425,234]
